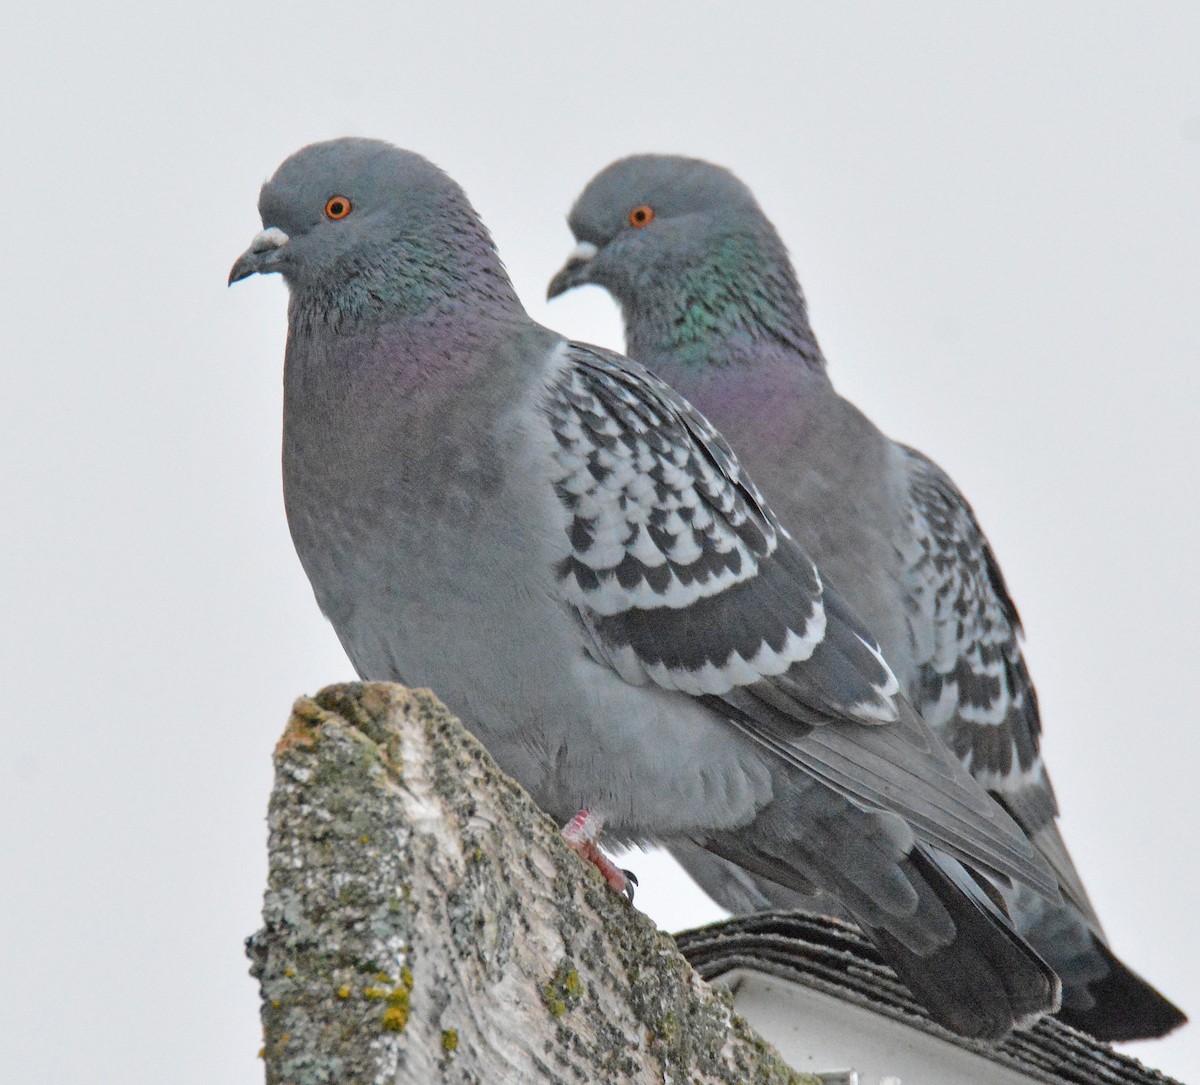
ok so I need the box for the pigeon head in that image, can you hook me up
[230,138,517,319]
[548,155,816,364]
[547,155,763,300]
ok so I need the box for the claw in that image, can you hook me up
[561,808,637,902]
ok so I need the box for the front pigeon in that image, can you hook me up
[231,138,1066,1040]
[548,153,1185,1041]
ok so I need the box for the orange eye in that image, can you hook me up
[629,205,654,228]
[324,195,352,220]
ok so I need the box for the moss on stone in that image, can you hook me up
[379,971,413,1033]
[542,961,584,1018]
[380,1005,408,1033]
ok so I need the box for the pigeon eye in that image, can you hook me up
[628,205,654,228]
[325,196,353,220]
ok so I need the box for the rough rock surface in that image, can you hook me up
[247,682,814,1084]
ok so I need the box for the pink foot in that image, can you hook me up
[562,810,638,902]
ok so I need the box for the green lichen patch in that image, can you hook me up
[380,1005,408,1033]
[542,960,584,1017]
[377,967,415,1033]
[654,1010,679,1044]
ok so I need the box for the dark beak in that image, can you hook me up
[228,227,290,285]
[546,241,599,300]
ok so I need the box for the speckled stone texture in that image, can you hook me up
[247,682,814,1085]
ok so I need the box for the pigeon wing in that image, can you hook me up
[545,344,1058,900]
[899,445,1093,918]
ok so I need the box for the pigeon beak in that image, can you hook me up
[546,241,599,300]
[228,227,291,285]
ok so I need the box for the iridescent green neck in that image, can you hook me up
[289,197,520,333]
[623,231,823,371]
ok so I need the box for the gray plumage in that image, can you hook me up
[231,137,1065,1040]
[548,152,1185,1041]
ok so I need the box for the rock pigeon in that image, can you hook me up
[548,153,1185,1041]
[229,137,1066,1040]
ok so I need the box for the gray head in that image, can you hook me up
[230,138,517,322]
[548,154,818,365]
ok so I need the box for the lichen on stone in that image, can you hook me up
[252,683,810,1084]
[541,960,584,1018]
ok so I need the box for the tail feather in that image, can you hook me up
[675,840,1187,1043]
[1053,937,1186,1042]
[1002,875,1186,1041]
[866,847,1060,1040]
[701,779,1061,1039]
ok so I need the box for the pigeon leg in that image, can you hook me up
[561,809,637,901]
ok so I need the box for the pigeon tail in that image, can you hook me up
[1054,937,1187,1042]
[702,801,1060,1039]
[864,846,1060,1040]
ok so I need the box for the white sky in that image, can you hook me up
[2,3,1197,1081]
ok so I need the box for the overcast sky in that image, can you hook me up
[2,3,1197,1081]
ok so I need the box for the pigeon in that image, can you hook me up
[548,153,1185,1041]
[229,137,1066,1040]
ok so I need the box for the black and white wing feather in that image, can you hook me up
[899,445,1094,919]
[544,343,1059,901]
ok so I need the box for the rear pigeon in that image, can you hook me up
[230,137,1065,1040]
[548,153,1185,1041]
